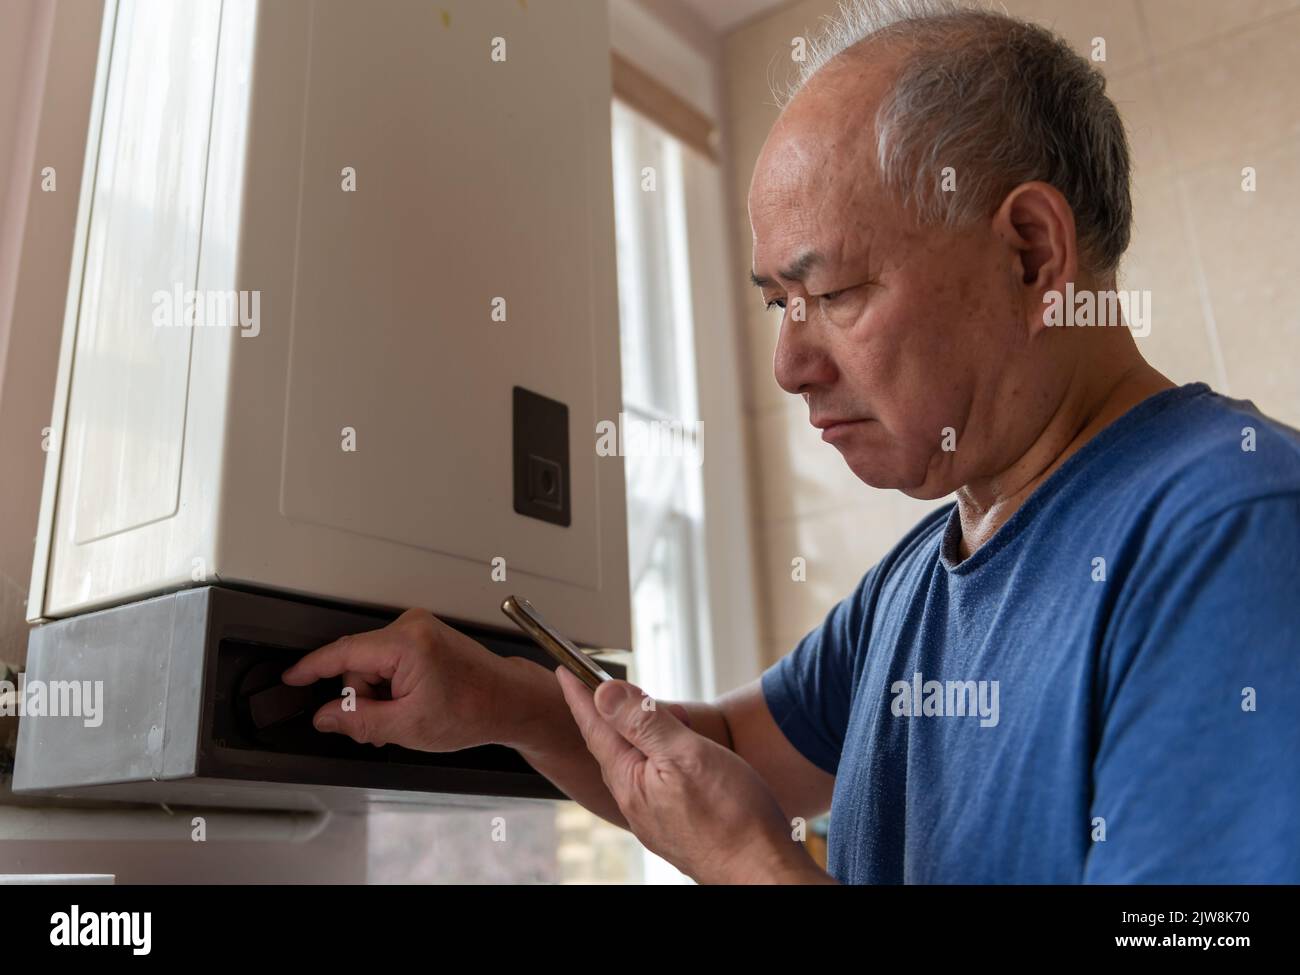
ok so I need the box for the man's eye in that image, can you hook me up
[819,289,845,303]
[764,298,786,311]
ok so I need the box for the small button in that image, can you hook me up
[527,454,563,510]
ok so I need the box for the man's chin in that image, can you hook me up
[842,456,906,491]
[842,451,949,498]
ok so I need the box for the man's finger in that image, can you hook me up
[282,628,398,686]
[555,668,642,789]
[666,703,692,729]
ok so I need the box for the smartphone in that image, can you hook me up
[501,595,614,692]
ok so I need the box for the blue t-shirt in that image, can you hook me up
[761,382,1300,883]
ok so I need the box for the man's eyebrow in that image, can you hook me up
[749,250,824,289]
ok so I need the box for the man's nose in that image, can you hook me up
[773,312,834,396]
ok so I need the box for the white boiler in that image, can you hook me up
[16,0,631,810]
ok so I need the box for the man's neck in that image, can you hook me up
[953,360,1175,561]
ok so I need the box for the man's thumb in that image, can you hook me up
[594,681,692,753]
[314,697,394,746]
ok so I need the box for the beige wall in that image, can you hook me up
[0,1,104,667]
[723,0,1300,667]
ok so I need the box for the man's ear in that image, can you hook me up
[992,181,1079,334]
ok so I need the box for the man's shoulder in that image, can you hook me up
[1117,385,1300,531]
[848,501,951,604]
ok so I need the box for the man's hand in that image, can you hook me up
[555,667,833,884]
[281,608,512,752]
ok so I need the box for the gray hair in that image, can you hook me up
[779,0,1132,277]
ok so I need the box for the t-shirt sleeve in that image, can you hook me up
[759,571,872,777]
[1084,494,1300,883]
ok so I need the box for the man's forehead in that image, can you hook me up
[748,50,901,213]
[749,127,883,236]
[748,156,868,281]
[748,125,827,211]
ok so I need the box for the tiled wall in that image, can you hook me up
[722,0,1300,668]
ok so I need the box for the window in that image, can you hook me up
[610,99,710,704]
[610,98,713,883]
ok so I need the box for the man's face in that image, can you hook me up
[748,58,1045,499]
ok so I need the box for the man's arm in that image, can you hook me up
[496,656,835,830]
[716,680,838,823]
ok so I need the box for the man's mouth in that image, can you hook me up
[814,417,870,443]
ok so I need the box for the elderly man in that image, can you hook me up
[284,0,1300,884]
